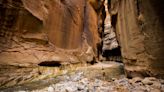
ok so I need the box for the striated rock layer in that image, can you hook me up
[102,0,118,51]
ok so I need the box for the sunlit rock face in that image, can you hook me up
[22,0,100,50]
[114,0,164,78]
[0,0,100,66]
[45,0,84,49]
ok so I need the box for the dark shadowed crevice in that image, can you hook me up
[136,0,141,16]
[108,0,111,10]
[38,61,62,67]
[87,57,98,65]
[147,0,164,74]
[102,47,122,62]
[149,0,164,26]
[102,12,122,62]
[111,14,118,29]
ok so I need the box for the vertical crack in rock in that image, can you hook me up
[102,0,119,51]
[136,0,141,16]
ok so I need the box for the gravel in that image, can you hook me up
[15,71,163,92]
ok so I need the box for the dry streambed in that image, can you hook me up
[0,62,163,92]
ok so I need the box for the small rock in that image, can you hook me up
[94,79,103,87]
[133,85,147,92]
[80,78,89,85]
[159,79,164,84]
[152,82,161,89]
[132,89,146,92]
[77,84,85,91]
[129,77,143,87]
[99,86,110,92]
[145,85,151,92]
[150,89,161,92]
[132,77,143,83]
[47,86,54,92]
[71,72,83,81]
[161,84,164,92]
[17,91,26,92]
[111,78,117,81]
[142,77,157,85]
[65,86,78,92]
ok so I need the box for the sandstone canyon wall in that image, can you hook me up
[0,0,100,66]
[112,0,164,78]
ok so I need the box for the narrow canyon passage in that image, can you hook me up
[0,0,164,92]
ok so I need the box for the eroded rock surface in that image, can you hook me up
[102,0,118,51]
[112,0,164,78]
[0,0,100,67]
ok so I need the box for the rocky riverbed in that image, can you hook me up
[1,69,164,92]
[24,76,164,92]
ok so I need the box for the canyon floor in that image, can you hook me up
[0,61,163,92]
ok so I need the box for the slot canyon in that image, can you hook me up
[0,0,164,91]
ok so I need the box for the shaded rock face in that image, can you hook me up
[113,0,164,78]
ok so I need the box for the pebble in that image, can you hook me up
[47,86,54,92]
[130,77,143,84]
[17,91,26,92]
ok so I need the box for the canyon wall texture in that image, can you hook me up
[113,0,164,78]
[0,0,100,66]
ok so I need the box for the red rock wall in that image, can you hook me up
[114,0,164,78]
[48,0,84,49]
[0,0,100,66]
[22,0,100,50]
